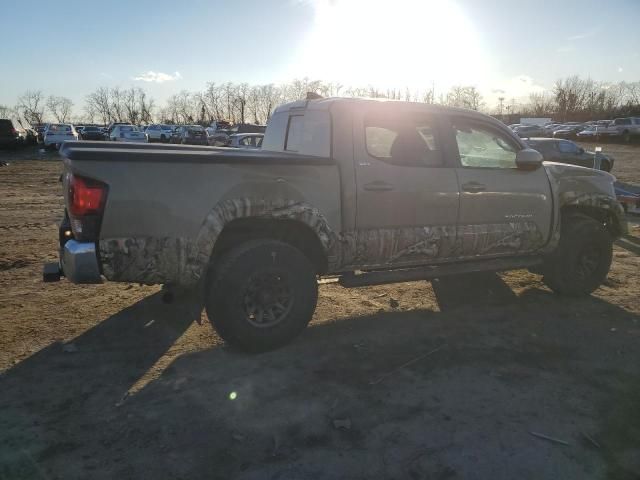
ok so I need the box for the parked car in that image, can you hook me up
[207,130,231,146]
[170,125,208,145]
[553,124,586,139]
[145,124,175,143]
[604,117,640,142]
[33,123,49,143]
[43,124,78,149]
[525,138,614,172]
[513,124,545,138]
[169,126,184,144]
[0,119,19,147]
[15,126,38,145]
[615,182,640,214]
[576,124,610,141]
[109,125,147,143]
[45,97,626,352]
[231,124,267,134]
[78,125,105,141]
[229,133,264,149]
[542,123,562,136]
[106,122,132,136]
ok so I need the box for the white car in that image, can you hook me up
[145,124,176,143]
[109,125,147,143]
[43,124,78,149]
[228,133,264,149]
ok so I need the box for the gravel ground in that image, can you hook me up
[0,145,639,480]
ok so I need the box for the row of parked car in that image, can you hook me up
[510,117,640,142]
[0,118,266,150]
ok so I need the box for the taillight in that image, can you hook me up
[69,175,107,216]
[67,174,108,241]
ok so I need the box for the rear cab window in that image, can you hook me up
[263,109,330,157]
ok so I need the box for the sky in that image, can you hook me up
[1,0,639,112]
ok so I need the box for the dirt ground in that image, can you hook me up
[1,144,639,480]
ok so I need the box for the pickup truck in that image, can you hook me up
[601,117,640,142]
[44,97,627,351]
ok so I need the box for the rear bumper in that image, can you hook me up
[61,240,102,283]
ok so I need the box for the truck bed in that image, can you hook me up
[59,141,342,286]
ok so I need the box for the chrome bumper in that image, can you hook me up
[61,240,102,284]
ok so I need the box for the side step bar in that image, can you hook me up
[338,256,543,288]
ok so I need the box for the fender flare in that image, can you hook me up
[183,199,339,284]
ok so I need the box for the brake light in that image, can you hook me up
[68,175,107,216]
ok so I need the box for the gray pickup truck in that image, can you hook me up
[44,97,627,351]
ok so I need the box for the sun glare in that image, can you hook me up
[290,0,490,93]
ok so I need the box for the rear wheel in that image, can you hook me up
[205,240,318,352]
[543,213,612,296]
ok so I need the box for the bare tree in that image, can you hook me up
[85,87,112,124]
[553,76,589,121]
[138,89,154,124]
[202,82,223,122]
[110,87,126,122]
[17,90,46,125]
[0,104,13,119]
[444,86,483,111]
[47,95,74,123]
[234,83,250,124]
[527,92,555,117]
[257,84,281,123]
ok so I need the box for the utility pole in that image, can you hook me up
[498,96,505,118]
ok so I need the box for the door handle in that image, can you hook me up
[364,181,394,192]
[461,182,486,193]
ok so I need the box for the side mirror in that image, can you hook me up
[578,147,585,154]
[515,148,543,171]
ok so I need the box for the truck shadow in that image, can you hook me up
[431,272,518,311]
[1,276,639,479]
[0,290,198,477]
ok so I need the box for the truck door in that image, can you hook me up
[351,107,460,268]
[447,117,553,257]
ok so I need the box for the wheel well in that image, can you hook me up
[561,205,622,237]
[210,218,328,274]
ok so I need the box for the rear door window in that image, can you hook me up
[558,140,578,153]
[364,113,442,167]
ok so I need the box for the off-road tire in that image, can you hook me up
[205,240,318,352]
[543,213,612,296]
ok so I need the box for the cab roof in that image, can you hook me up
[273,96,498,122]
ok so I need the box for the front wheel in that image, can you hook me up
[205,240,318,352]
[543,213,613,296]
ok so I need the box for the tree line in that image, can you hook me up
[2,76,639,127]
[502,77,640,122]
